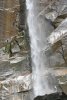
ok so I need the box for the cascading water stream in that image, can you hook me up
[26,0,59,97]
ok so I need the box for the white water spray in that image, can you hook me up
[26,0,58,97]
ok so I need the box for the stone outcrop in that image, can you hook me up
[0,73,32,94]
[48,18,67,45]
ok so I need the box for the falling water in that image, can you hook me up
[26,0,58,97]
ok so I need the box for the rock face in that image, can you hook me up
[0,0,31,99]
[0,0,20,42]
[48,18,67,45]
[0,90,33,100]
[19,0,26,31]
[1,73,32,94]
[34,92,67,100]
[0,47,32,99]
[0,0,67,100]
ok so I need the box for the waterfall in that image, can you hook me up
[26,0,58,97]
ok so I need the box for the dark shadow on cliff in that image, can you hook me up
[34,92,67,100]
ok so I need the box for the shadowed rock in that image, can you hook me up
[34,92,67,100]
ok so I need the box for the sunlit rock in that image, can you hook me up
[1,73,32,95]
[48,18,67,45]
[10,56,26,64]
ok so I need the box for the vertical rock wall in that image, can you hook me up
[0,0,20,43]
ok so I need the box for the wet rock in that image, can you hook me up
[34,92,67,100]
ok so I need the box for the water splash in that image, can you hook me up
[26,0,58,97]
